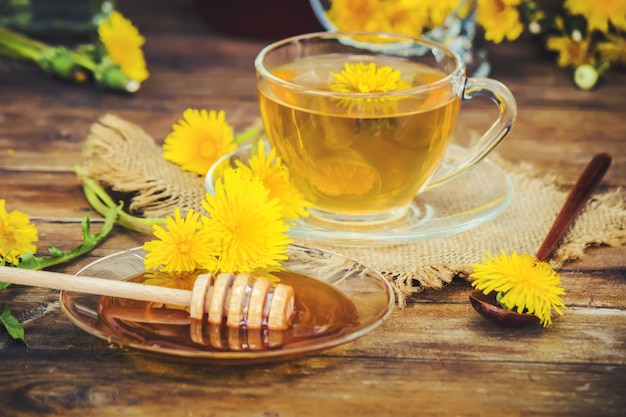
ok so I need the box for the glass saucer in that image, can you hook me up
[60,246,394,364]
[206,143,513,246]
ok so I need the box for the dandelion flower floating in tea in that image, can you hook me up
[470,251,567,327]
[329,61,412,137]
[330,61,411,115]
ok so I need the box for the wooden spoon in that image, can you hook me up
[469,153,612,327]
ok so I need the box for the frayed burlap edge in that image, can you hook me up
[81,113,207,218]
[301,158,626,307]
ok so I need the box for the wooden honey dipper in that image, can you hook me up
[0,267,295,330]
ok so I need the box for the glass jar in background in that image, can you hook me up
[0,0,115,38]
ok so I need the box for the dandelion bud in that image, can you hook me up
[93,59,140,93]
[574,64,599,90]
[529,21,542,34]
[125,80,140,93]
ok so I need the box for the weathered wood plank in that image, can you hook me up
[2,274,624,365]
[0,351,623,417]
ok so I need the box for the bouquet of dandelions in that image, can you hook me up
[0,10,148,92]
[479,0,626,90]
[320,0,626,90]
[0,108,311,345]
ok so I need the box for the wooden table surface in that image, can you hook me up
[1,1,625,416]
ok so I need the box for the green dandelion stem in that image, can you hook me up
[0,27,93,83]
[0,27,46,60]
[91,58,140,92]
[234,122,264,145]
[0,27,136,91]
[75,166,165,234]
[495,291,510,310]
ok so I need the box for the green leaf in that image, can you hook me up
[0,303,27,345]
[15,252,41,270]
[48,246,65,257]
[17,205,120,270]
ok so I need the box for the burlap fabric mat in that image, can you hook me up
[82,114,626,306]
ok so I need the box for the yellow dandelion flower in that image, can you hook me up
[373,0,430,37]
[98,11,149,83]
[546,34,593,68]
[331,61,411,114]
[0,199,38,266]
[470,251,567,327]
[427,0,461,28]
[327,0,380,31]
[163,108,236,176]
[143,208,218,272]
[235,143,312,220]
[596,33,626,65]
[201,168,291,273]
[327,0,450,37]
[565,0,626,33]
[477,0,524,43]
[331,61,411,94]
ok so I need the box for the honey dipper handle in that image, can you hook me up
[536,153,612,262]
[0,266,192,306]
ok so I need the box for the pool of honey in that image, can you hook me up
[96,270,359,352]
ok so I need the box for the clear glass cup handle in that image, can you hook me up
[426,77,517,190]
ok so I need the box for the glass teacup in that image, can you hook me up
[254,32,516,227]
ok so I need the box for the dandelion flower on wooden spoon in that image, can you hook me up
[470,251,567,327]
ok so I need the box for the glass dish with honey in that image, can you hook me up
[61,245,394,364]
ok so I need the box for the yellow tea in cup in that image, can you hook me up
[255,32,516,225]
